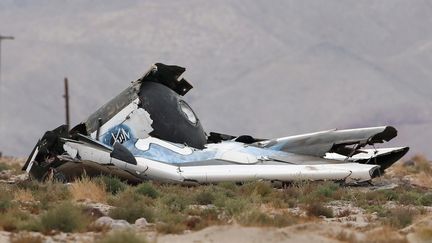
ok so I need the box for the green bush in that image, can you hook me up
[109,203,154,224]
[97,176,127,195]
[40,202,89,233]
[0,185,13,213]
[160,193,191,212]
[385,207,414,229]
[364,205,388,217]
[306,202,334,218]
[238,210,297,227]
[316,182,340,198]
[135,182,159,199]
[155,208,186,234]
[32,182,71,209]
[97,230,147,243]
[382,190,399,201]
[398,191,421,205]
[240,181,272,198]
[193,190,215,205]
[0,163,10,172]
[0,209,40,232]
[224,198,249,216]
[217,181,238,192]
[109,189,154,223]
[419,193,432,206]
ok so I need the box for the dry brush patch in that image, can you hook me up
[97,230,147,243]
[0,155,431,239]
[70,177,107,203]
[364,226,408,243]
[13,188,35,203]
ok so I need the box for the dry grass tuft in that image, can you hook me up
[70,177,107,203]
[334,230,356,242]
[365,227,408,243]
[306,202,334,218]
[416,226,432,241]
[410,155,432,175]
[14,189,35,202]
[97,230,147,243]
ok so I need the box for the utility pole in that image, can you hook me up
[63,77,70,131]
[0,35,14,86]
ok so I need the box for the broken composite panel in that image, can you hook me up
[23,63,409,184]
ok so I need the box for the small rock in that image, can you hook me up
[95,216,131,230]
[188,204,216,210]
[135,218,149,228]
[111,219,131,230]
[95,216,114,227]
[79,201,114,216]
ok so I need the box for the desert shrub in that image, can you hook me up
[365,190,388,203]
[409,155,432,175]
[365,226,408,243]
[398,191,421,205]
[271,198,290,209]
[295,181,345,204]
[0,210,28,231]
[240,181,272,198]
[0,185,14,213]
[382,190,399,201]
[335,230,356,242]
[306,202,334,218]
[40,202,90,233]
[155,208,186,234]
[109,189,154,223]
[109,204,154,224]
[217,181,238,192]
[182,208,221,231]
[33,182,71,209]
[70,177,107,202]
[135,182,159,199]
[316,181,340,198]
[353,190,392,209]
[417,226,432,241]
[419,192,432,206]
[195,208,221,229]
[16,180,41,192]
[385,207,414,229]
[0,163,10,172]
[14,189,35,202]
[193,190,216,205]
[224,198,249,216]
[364,205,388,217]
[238,210,297,227]
[97,176,127,195]
[97,230,147,243]
[212,192,230,208]
[160,193,191,212]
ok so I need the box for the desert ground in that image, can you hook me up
[0,155,431,243]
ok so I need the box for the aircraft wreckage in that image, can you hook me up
[23,63,409,184]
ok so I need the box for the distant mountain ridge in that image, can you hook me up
[0,0,431,157]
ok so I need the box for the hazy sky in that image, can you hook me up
[0,0,431,157]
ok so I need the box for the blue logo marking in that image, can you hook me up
[102,124,134,146]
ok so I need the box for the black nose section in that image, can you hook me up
[139,82,207,149]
